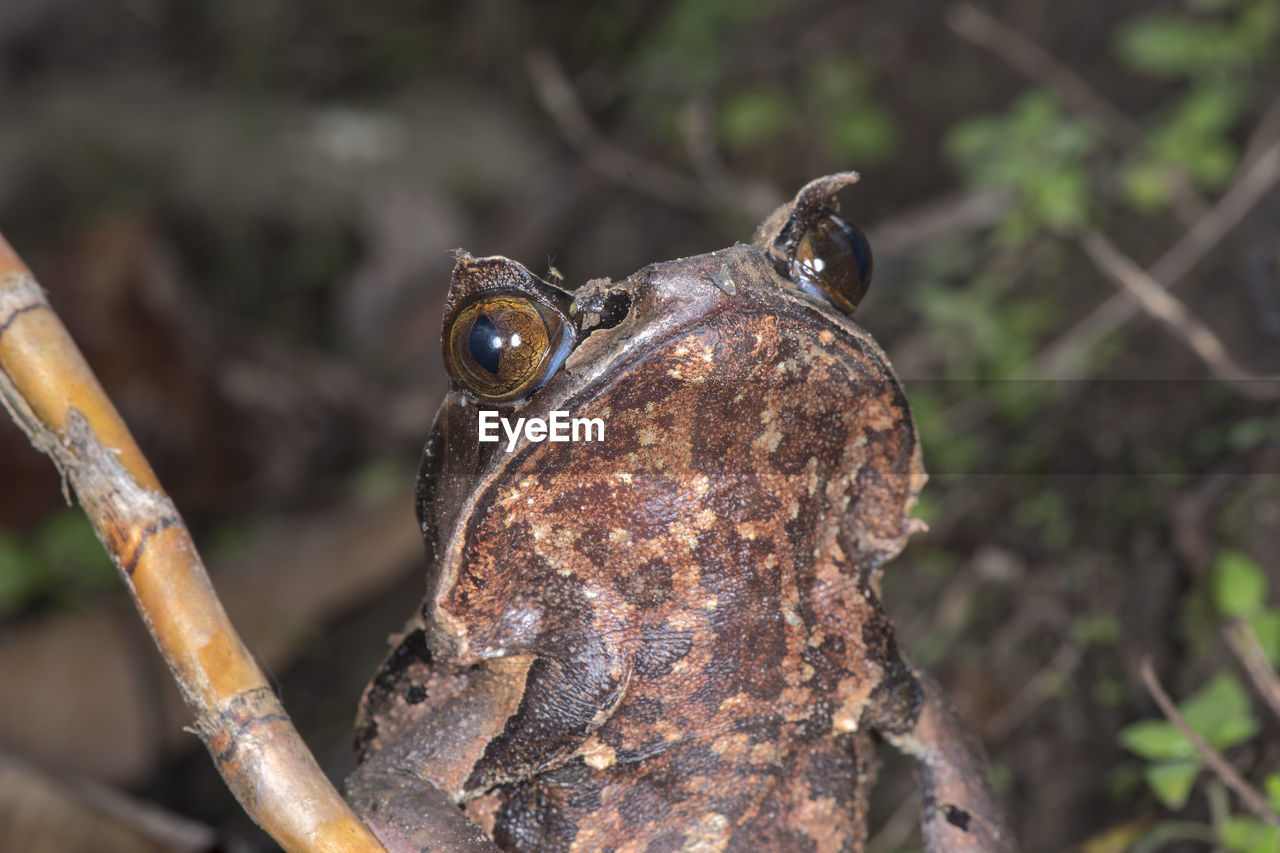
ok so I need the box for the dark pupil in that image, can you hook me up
[468,314,503,377]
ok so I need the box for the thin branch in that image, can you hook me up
[1032,138,1280,379]
[1241,92,1280,172]
[0,234,392,852]
[865,190,1013,257]
[945,2,1142,149]
[982,638,1084,742]
[525,51,780,219]
[944,9,1280,388]
[1224,620,1280,724]
[1078,230,1279,399]
[680,97,733,194]
[526,49,1016,258]
[1139,658,1280,830]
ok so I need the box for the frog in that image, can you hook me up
[345,173,1016,853]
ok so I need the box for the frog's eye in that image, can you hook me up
[792,213,872,315]
[445,292,570,402]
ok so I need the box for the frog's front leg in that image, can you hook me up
[349,614,632,851]
[460,636,631,792]
[877,665,1018,852]
[346,763,498,853]
[347,627,527,852]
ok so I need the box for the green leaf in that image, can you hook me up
[1130,81,1249,197]
[1119,719,1196,761]
[1185,141,1237,187]
[807,56,870,104]
[825,105,898,164]
[34,509,115,604]
[1122,160,1176,213]
[1072,616,1121,646]
[1119,673,1259,766]
[1213,550,1268,618]
[1179,671,1259,750]
[1028,168,1090,230]
[1252,609,1280,666]
[1227,416,1278,451]
[1092,677,1128,707]
[1144,759,1202,810]
[1176,81,1250,135]
[802,57,899,165]
[633,0,775,96]
[909,492,940,527]
[1266,773,1280,813]
[718,88,795,152]
[943,93,1096,238]
[1221,816,1280,853]
[1012,491,1073,550]
[0,532,41,614]
[1116,15,1206,77]
[1115,8,1275,78]
[907,389,985,474]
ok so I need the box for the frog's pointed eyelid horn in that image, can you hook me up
[755,172,873,316]
[444,250,576,323]
[753,171,861,258]
[440,251,579,404]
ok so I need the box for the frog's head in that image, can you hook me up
[417,173,925,666]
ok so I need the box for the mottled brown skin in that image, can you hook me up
[347,175,1017,852]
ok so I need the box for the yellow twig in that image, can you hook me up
[1031,139,1280,379]
[0,234,387,853]
[1079,230,1279,400]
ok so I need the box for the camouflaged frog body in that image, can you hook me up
[347,174,1016,853]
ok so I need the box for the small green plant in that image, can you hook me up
[1117,549,1280,849]
[615,0,904,174]
[945,93,1098,241]
[941,0,1280,255]
[1119,671,1259,809]
[804,56,899,164]
[717,86,795,153]
[716,56,900,165]
[1114,0,1277,213]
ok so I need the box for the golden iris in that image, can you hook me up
[794,213,873,315]
[446,293,567,402]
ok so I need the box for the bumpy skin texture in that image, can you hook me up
[348,175,1017,852]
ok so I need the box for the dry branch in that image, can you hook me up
[527,47,1018,262]
[525,50,782,219]
[1079,230,1280,400]
[0,234,387,853]
[1032,139,1280,379]
[1139,658,1280,830]
[0,749,216,853]
[982,637,1084,742]
[1224,621,1280,725]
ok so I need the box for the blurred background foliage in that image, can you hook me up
[0,0,1279,851]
